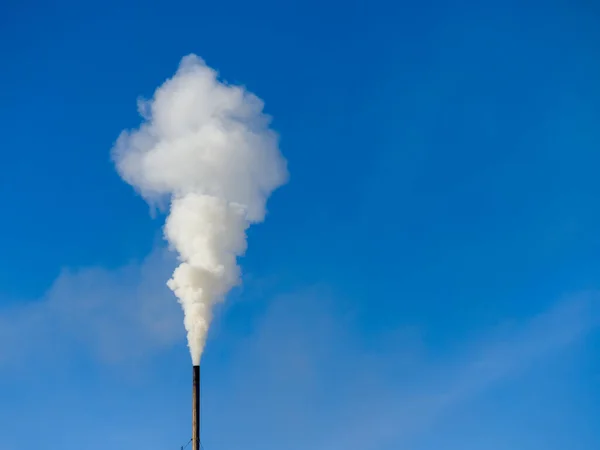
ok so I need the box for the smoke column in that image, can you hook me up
[112,55,288,364]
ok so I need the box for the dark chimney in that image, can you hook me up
[192,365,200,450]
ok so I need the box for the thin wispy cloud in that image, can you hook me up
[316,293,598,450]
[0,248,182,368]
[203,289,598,450]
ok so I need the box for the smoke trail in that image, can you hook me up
[112,55,288,364]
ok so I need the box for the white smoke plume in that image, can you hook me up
[112,54,288,364]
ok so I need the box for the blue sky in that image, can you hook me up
[1,0,600,448]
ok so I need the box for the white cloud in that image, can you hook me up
[112,54,288,364]
[201,289,598,450]
[0,248,183,367]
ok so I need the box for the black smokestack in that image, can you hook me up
[192,365,200,450]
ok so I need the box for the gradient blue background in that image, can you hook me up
[1,0,599,449]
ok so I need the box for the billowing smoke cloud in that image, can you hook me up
[112,54,288,364]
